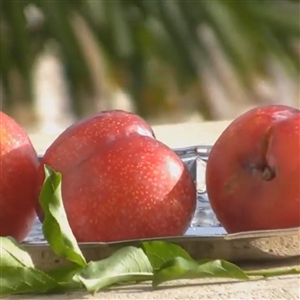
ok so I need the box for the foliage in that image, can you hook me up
[1,0,299,119]
[1,166,299,297]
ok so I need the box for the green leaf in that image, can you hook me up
[0,237,58,296]
[153,257,249,288]
[141,241,193,271]
[0,266,59,296]
[0,237,34,268]
[39,165,87,267]
[196,260,249,280]
[46,264,84,291]
[75,246,153,294]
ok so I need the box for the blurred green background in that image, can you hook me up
[1,0,299,131]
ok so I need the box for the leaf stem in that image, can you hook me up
[245,267,300,278]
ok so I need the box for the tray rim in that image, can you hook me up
[23,226,300,248]
[23,226,300,272]
[32,145,299,260]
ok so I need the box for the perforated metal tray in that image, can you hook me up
[23,145,300,271]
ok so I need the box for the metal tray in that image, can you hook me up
[23,145,300,271]
[23,227,300,272]
[26,145,221,243]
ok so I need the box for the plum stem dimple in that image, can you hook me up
[259,125,276,181]
[262,165,276,181]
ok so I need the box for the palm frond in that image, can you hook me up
[1,0,299,120]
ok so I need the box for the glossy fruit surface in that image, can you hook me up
[60,135,196,242]
[0,111,38,242]
[206,105,300,233]
[39,109,155,175]
[37,110,196,241]
[36,110,155,220]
